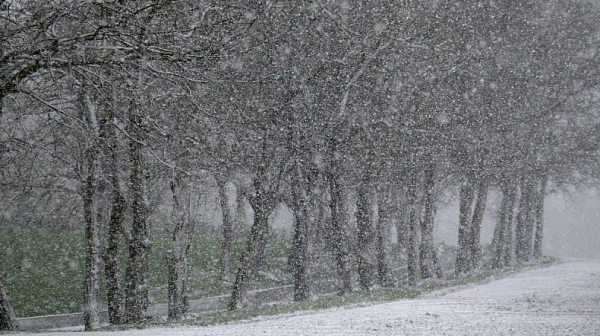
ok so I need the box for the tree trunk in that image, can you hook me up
[406,172,421,285]
[503,181,518,266]
[229,130,280,310]
[104,184,125,325]
[228,200,270,310]
[356,173,374,291]
[376,183,393,287]
[468,178,488,270]
[0,276,17,331]
[83,149,100,331]
[327,168,352,295]
[124,112,149,324]
[291,163,310,301]
[218,179,233,281]
[167,171,191,320]
[253,225,269,272]
[419,162,437,279]
[523,178,536,261]
[455,180,475,275]
[101,116,125,325]
[533,174,547,259]
[395,187,409,256]
[0,103,9,332]
[252,190,270,273]
[80,90,102,331]
[516,176,534,262]
[306,188,327,277]
[491,183,509,269]
[515,177,527,262]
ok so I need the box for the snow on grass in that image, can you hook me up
[12,259,600,335]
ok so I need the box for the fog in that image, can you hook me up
[434,189,600,260]
[543,189,600,259]
[233,185,600,261]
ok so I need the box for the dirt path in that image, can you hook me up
[15,259,600,335]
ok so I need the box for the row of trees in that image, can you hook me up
[1,0,599,330]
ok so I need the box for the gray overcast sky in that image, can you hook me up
[434,188,600,260]
[543,189,600,259]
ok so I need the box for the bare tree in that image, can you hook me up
[405,166,422,285]
[290,161,310,301]
[356,171,375,291]
[491,178,518,269]
[217,178,234,281]
[533,173,548,259]
[167,170,191,320]
[99,107,127,325]
[228,126,286,309]
[326,142,353,295]
[419,159,439,279]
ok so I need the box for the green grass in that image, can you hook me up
[0,228,86,317]
[99,256,558,331]
[0,225,556,326]
[0,227,292,318]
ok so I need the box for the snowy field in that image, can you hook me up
[20,259,600,336]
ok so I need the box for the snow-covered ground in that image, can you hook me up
[19,259,600,335]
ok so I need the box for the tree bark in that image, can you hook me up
[0,276,17,331]
[406,171,421,285]
[515,183,527,262]
[228,199,270,310]
[455,180,475,275]
[100,114,126,325]
[167,171,191,320]
[376,183,394,287]
[356,173,374,291]
[491,183,510,269]
[251,186,270,273]
[395,187,409,255]
[291,163,310,301]
[0,104,7,331]
[516,175,535,262]
[83,148,100,331]
[419,161,438,279]
[123,112,150,324]
[523,178,536,261]
[327,168,352,295]
[81,90,102,331]
[503,181,518,266]
[533,173,547,259]
[218,179,233,281]
[104,183,125,324]
[468,178,488,270]
[229,130,281,310]
[306,186,327,277]
[253,221,270,272]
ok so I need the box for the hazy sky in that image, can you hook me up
[434,188,600,260]
[543,189,600,259]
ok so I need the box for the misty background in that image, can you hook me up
[196,186,600,260]
[435,189,600,260]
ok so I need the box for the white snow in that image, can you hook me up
[16,259,600,335]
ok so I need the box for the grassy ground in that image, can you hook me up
[99,257,558,331]
[0,228,88,317]
[0,227,293,318]
[0,225,555,327]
